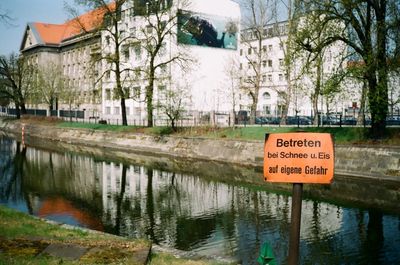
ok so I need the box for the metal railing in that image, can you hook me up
[1,107,399,127]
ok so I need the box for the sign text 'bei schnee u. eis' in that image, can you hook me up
[263,133,334,184]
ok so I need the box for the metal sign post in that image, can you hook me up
[263,132,334,265]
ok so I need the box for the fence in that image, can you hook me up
[1,107,399,127]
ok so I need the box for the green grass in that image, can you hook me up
[193,126,400,144]
[57,122,175,135]
[5,117,400,145]
[0,206,228,265]
[58,122,138,132]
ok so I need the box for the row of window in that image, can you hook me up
[242,73,287,84]
[62,47,91,64]
[240,42,284,56]
[105,106,142,116]
[241,58,285,70]
[105,85,166,101]
[242,23,288,40]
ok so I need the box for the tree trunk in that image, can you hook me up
[312,93,319,125]
[15,104,21,119]
[357,80,368,125]
[20,102,27,115]
[147,66,155,127]
[250,97,257,125]
[371,0,388,138]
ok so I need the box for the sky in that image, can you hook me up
[0,0,285,56]
[0,0,77,55]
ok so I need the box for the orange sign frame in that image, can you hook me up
[264,132,334,184]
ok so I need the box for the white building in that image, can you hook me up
[20,6,110,117]
[101,0,241,125]
[239,20,351,119]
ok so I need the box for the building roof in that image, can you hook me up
[21,2,115,51]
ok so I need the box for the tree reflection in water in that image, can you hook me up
[0,135,399,265]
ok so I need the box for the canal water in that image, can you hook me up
[0,134,399,264]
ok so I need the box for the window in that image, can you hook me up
[279,24,287,35]
[134,67,141,78]
[106,71,111,80]
[105,89,111,100]
[160,42,167,55]
[262,45,267,53]
[267,27,273,37]
[133,43,141,59]
[279,74,284,81]
[262,60,267,68]
[106,36,110,46]
[132,86,141,98]
[268,45,273,52]
[146,25,152,34]
[268,74,272,82]
[158,85,166,100]
[240,49,243,56]
[279,58,284,67]
[160,64,167,74]
[125,107,130,115]
[262,75,266,83]
[279,43,284,50]
[264,105,271,115]
[268,60,273,67]
[239,63,243,70]
[105,107,111,114]
[122,45,130,61]
[263,92,271,100]
[123,87,130,98]
[114,107,120,115]
[248,47,252,55]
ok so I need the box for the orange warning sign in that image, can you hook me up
[264,133,334,184]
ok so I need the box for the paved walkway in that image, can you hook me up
[0,236,151,264]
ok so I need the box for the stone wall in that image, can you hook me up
[1,119,399,181]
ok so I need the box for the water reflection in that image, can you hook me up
[0,135,399,264]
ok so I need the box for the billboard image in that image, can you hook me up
[177,10,238,50]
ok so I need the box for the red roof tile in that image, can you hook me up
[32,2,115,46]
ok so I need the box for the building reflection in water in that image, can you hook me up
[0,136,399,265]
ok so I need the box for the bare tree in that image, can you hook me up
[0,53,35,118]
[275,0,299,125]
[224,55,241,126]
[137,0,193,127]
[240,0,274,124]
[34,63,65,115]
[0,5,15,26]
[67,0,134,126]
[156,84,189,131]
[62,77,84,121]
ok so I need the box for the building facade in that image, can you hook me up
[20,5,111,117]
[18,1,399,125]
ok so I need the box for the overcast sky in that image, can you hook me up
[0,0,77,55]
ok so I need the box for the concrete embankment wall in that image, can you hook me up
[1,119,399,181]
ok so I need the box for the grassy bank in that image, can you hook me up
[0,206,226,265]
[3,116,400,145]
[51,118,400,145]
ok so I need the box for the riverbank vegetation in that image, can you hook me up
[0,206,229,265]
[3,116,400,145]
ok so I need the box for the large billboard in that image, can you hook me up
[177,10,238,50]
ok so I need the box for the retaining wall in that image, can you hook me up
[1,119,399,181]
